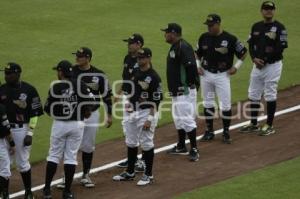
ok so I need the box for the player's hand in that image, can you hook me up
[227,67,237,75]
[9,146,15,155]
[253,58,265,69]
[106,115,113,128]
[23,135,32,146]
[143,120,151,131]
[198,67,204,76]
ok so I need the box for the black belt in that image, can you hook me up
[265,59,281,64]
[204,68,226,74]
[10,123,24,128]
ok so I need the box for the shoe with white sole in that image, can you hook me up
[80,174,95,188]
[112,172,135,181]
[137,174,154,186]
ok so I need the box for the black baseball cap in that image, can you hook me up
[204,14,221,25]
[137,47,152,58]
[261,1,276,10]
[72,47,92,58]
[161,23,182,35]
[123,33,144,45]
[52,60,73,77]
[3,62,22,74]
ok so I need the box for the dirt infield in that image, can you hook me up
[10,85,300,199]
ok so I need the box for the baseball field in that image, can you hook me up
[1,0,300,198]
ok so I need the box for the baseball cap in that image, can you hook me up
[52,60,73,77]
[161,23,182,35]
[204,14,221,25]
[261,1,276,10]
[72,47,92,58]
[137,47,152,58]
[123,33,144,45]
[4,62,22,74]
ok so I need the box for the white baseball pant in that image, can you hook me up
[124,109,158,151]
[201,70,231,111]
[0,138,11,178]
[248,61,283,102]
[80,110,100,153]
[47,120,84,165]
[10,125,31,172]
[172,94,197,132]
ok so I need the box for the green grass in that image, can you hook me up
[177,157,300,199]
[0,0,299,163]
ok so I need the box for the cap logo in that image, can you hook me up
[266,2,274,6]
[6,64,10,69]
[79,48,84,53]
[207,16,213,21]
[130,36,135,39]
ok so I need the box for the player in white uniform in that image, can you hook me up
[113,48,163,186]
[240,1,288,136]
[161,23,200,162]
[0,63,44,199]
[195,14,247,143]
[43,60,95,199]
[0,104,15,199]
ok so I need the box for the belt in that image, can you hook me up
[205,68,226,74]
[10,123,24,128]
[265,59,281,65]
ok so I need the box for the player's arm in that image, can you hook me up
[195,36,204,76]
[228,38,248,75]
[99,74,113,128]
[0,107,15,154]
[25,87,44,146]
[181,44,200,89]
[143,76,163,131]
[275,24,288,55]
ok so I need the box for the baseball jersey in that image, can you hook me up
[195,31,247,72]
[129,66,163,111]
[248,20,288,64]
[44,79,95,121]
[122,55,139,95]
[0,104,11,139]
[0,82,43,124]
[72,65,112,114]
[167,39,199,96]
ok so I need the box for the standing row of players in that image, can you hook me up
[0,1,287,199]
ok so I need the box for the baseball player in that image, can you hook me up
[43,60,95,199]
[0,63,43,199]
[0,103,15,199]
[196,14,247,144]
[113,47,162,186]
[240,1,288,135]
[115,33,145,172]
[161,23,200,162]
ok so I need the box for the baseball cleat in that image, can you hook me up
[222,131,232,144]
[189,148,200,162]
[112,172,135,181]
[259,124,275,136]
[167,145,189,155]
[24,190,34,199]
[62,191,74,199]
[56,177,65,189]
[239,123,260,133]
[43,188,52,199]
[117,160,128,168]
[200,131,215,141]
[137,174,154,186]
[80,174,95,188]
[135,159,145,173]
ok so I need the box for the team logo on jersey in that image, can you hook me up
[13,93,27,109]
[270,26,277,32]
[138,81,149,90]
[265,31,276,40]
[133,63,139,68]
[169,50,176,58]
[221,40,228,47]
[215,47,228,54]
[62,88,74,96]
[92,76,99,83]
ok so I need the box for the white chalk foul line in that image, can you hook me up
[10,104,300,198]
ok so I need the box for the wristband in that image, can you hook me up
[196,60,201,69]
[147,115,154,122]
[234,59,243,70]
[27,131,33,136]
